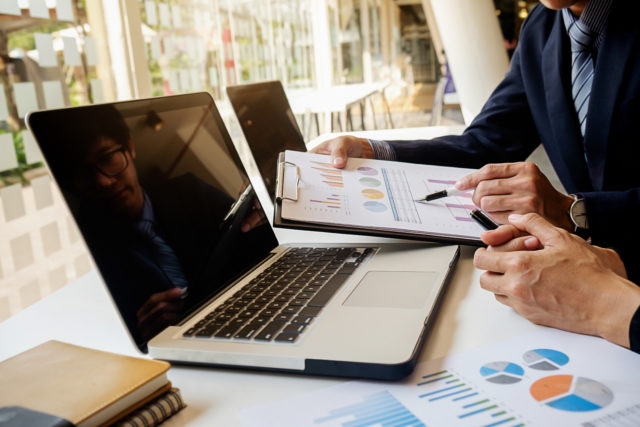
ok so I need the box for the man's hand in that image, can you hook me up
[482,223,541,252]
[456,162,574,230]
[473,213,637,348]
[137,288,185,341]
[310,135,374,168]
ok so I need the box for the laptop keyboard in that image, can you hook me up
[183,247,374,343]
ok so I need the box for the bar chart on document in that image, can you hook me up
[281,152,484,240]
[241,330,640,427]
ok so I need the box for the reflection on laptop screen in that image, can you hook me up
[227,81,306,197]
[28,93,279,350]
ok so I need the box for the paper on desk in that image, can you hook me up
[56,0,75,21]
[62,37,82,66]
[241,329,640,427]
[29,0,49,19]
[280,151,484,241]
[35,33,58,67]
[145,0,158,26]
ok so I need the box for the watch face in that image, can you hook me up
[571,198,588,229]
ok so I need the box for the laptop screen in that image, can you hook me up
[227,81,306,197]
[28,93,279,350]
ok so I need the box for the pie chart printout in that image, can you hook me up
[359,177,382,187]
[530,375,614,412]
[361,189,385,199]
[357,166,378,176]
[363,201,387,213]
[523,349,569,371]
[479,362,524,384]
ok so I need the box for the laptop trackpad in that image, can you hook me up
[342,271,438,309]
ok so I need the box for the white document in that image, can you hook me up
[1,184,26,223]
[0,133,18,172]
[209,67,218,87]
[35,33,58,67]
[42,81,65,109]
[179,69,190,91]
[62,37,81,66]
[0,84,9,121]
[171,4,182,28]
[0,0,20,15]
[55,0,74,21]
[168,69,180,93]
[279,151,483,242]
[163,37,174,59]
[90,79,105,103]
[31,175,54,210]
[29,0,50,18]
[159,2,171,28]
[84,36,98,66]
[242,329,640,427]
[22,130,44,165]
[13,82,38,118]
[144,0,158,26]
[189,68,201,90]
[150,36,162,60]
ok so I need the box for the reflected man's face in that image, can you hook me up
[73,136,144,220]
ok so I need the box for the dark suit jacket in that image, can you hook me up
[386,2,640,280]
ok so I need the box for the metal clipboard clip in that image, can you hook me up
[276,160,300,202]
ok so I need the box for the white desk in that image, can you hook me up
[0,236,541,426]
[0,125,544,426]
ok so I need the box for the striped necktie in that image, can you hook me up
[136,220,189,290]
[563,9,596,137]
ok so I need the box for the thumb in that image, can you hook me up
[330,141,349,168]
[508,213,563,245]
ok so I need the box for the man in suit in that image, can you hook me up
[312,0,640,280]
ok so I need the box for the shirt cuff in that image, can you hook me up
[368,139,396,161]
[630,304,640,354]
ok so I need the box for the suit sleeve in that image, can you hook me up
[387,15,542,168]
[582,189,640,282]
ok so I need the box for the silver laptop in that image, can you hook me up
[26,93,459,380]
[227,81,306,199]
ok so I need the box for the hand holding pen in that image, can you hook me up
[414,184,499,230]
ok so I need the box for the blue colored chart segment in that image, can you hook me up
[363,201,387,213]
[523,348,569,370]
[530,375,613,412]
[480,362,524,384]
[314,390,424,426]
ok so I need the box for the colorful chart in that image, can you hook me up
[363,201,387,213]
[359,177,381,187]
[530,375,613,412]
[361,189,384,199]
[479,362,524,384]
[314,391,424,426]
[311,162,344,188]
[416,369,522,425]
[523,349,569,371]
[357,166,378,176]
[310,194,343,210]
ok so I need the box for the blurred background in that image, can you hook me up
[0,0,539,320]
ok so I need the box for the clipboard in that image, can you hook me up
[273,151,485,246]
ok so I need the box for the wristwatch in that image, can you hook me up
[568,194,589,237]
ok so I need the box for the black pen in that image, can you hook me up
[470,209,499,230]
[415,186,466,202]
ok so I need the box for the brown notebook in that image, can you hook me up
[0,340,170,427]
